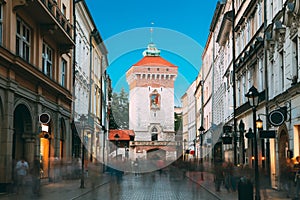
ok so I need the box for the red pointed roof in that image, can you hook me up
[133,56,177,68]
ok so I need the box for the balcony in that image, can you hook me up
[13,0,74,48]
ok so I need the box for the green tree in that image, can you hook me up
[110,88,129,129]
[174,112,182,133]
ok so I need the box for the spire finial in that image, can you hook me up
[150,22,154,43]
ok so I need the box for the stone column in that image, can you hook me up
[24,137,36,165]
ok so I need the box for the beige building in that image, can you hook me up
[0,0,74,189]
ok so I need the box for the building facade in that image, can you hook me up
[190,0,300,190]
[126,42,179,169]
[0,0,74,189]
[73,1,108,170]
[181,81,197,160]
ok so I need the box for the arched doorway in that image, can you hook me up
[40,119,52,179]
[13,104,33,162]
[147,148,166,160]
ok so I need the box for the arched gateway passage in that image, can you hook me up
[13,104,33,163]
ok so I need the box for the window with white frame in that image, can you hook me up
[257,1,263,27]
[42,43,53,78]
[270,60,274,98]
[246,20,251,43]
[236,33,240,55]
[248,69,252,89]
[16,17,31,61]
[242,75,246,104]
[237,79,241,106]
[61,58,67,87]
[279,50,284,91]
[241,30,245,51]
[0,4,2,45]
[250,65,256,88]
[292,37,298,83]
[258,57,264,91]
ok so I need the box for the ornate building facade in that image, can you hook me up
[191,0,300,190]
[73,0,108,171]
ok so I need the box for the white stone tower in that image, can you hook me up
[126,42,178,161]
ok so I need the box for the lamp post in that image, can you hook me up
[114,134,120,159]
[79,114,87,189]
[239,120,245,165]
[245,85,260,200]
[183,139,187,161]
[198,126,205,180]
[193,138,196,161]
[198,126,205,164]
[125,144,129,160]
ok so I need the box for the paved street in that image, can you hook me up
[75,171,217,200]
[0,165,293,200]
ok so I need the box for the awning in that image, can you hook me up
[108,129,135,141]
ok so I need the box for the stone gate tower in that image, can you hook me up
[126,42,178,162]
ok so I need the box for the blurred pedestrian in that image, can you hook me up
[133,158,139,176]
[214,160,224,192]
[294,156,300,199]
[30,158,40,195]
[238,176,253,200]
[280,158,294,198]
[223,160,236,192]
[156,159,165,176]
[15,157,29,194]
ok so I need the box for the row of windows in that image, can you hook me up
[0,5,68,88]
[236,2,263,56]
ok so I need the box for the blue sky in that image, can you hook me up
[85,0,219,106]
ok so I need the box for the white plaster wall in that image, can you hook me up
[129,86,175,141]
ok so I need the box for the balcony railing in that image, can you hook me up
[42,0,72,37]
[13,0,74,47]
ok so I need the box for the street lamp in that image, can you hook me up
[114,134,120,159]
[198,126,205,164]
[183,139,187,161]
[79,114,87,189]
[245,85,261,200]
[239,120,245,164]
[256,117,263,130]
[198,126,205,180]
[125,144,129,160]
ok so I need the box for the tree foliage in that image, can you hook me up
[174,112,182,133]
[109,88,129,129]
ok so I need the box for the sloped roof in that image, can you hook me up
[133,56,176,67]
[109,129,135,141]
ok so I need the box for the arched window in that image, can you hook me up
[151,127,158,141]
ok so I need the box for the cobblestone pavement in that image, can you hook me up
[0,166,294,200]
[76,170,218,200]
[186,171,292,200]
